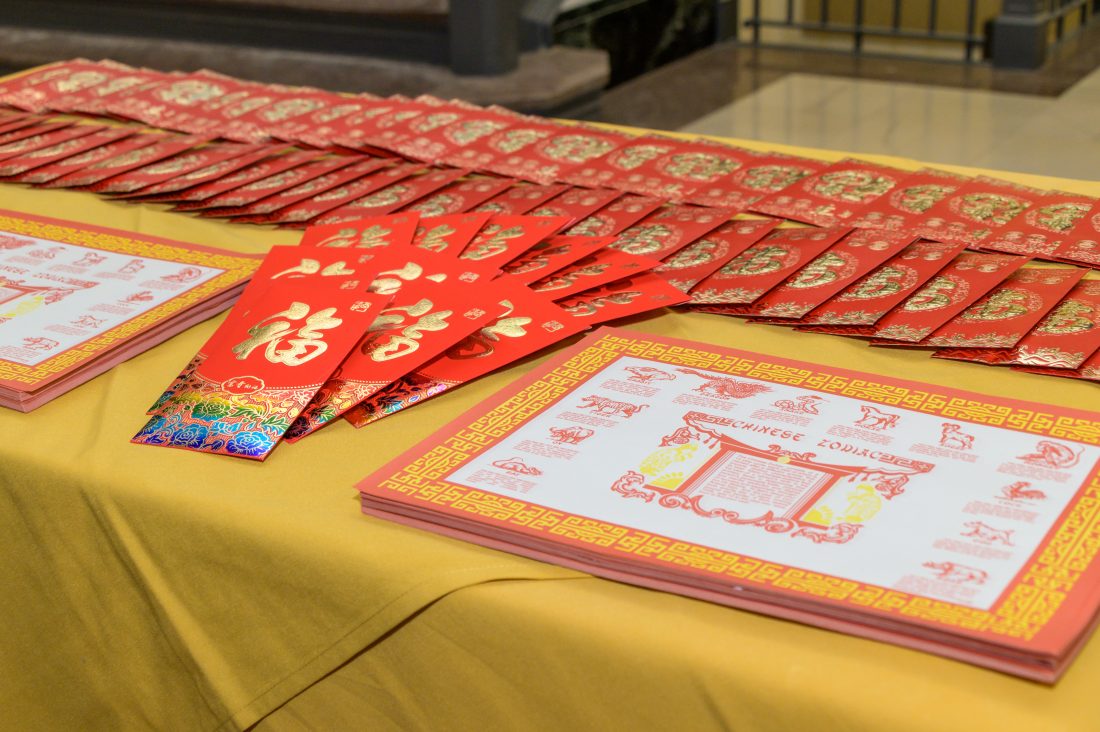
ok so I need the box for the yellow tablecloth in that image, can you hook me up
[3,133,1100,731]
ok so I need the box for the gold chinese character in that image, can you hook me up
[461,225,524,261]
[232,302,342,366]
[271,258,355,279]
[365,298,452,361]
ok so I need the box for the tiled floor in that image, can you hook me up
[678,67,1100,181]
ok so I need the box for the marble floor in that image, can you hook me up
[678,67,1100,182]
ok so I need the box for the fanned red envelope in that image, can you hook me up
[922,266,1084,349]
[529,248,662,298]
[981,190,1096,258]
[279,96,382,149]
[911,176,1044,248]
[404,176,513,218]
[687,150,827,210]
[524,186,622,221]
[250,162,421,227]
[1048,201,1100,267]
[0,114,38,135]
[0,59,121,111]
[0,121,77,154]
[312,167,467,224]
[850,168,970,230]
[997,279,1100,368]
[133,285,391,459]
[183,155,360,212]
[285,273,512,440]
[41,134,212,189]
[564,136,754,202]
[389,103,518,165]
[344,287,585,428]
[88,141,273,195]
[54,64,165,116]
[0,127,133,178]
[869,252,1028,343]
[797,240,967,331]
[473,182,569,215]
[500,235,613,284]
[688,226,852,306]
[472,119,632,184]
[606,204,733,259]
[565,194,664,237]
[218,158,390,220]
[750,158,906,226]
[456,214,571,271]
[651,218,780,293]
[299,213,420,250]
[11,131,165,185]
[160,149,324,203]
[0,123,102,163]
[556,272,690,323]
[410,212,493,256]
[737,228,919,319]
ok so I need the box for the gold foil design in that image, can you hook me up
[271,259,354,279]
[461,225,523,260]
[366,299,452,361]
[609,224,673,256]
[232,301,342,366]
[785,251,846,289]
[315,225,393,248]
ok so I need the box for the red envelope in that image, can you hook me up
[0,121,76,153]
[104,71,255,136]
[524,186,622,222]
[688,226,852,306]
[750,158,908,226]
[88,141,277,195]
[472,183,570,215]
[403,176,513,218]
[217,158,391,220]
[687,150,828,210]
[606,204,733,259]
[1047,201,1100,267]
[850,168,970,230]
[0,123,102,163]
[869,252,1028,343]
[132,285,392,459]
[311,167,469,224]
[0,114,39,136]
[291,96,387,148]
[344,288,586,428]
[500,235,613,284]
[467,119,632,184]
[920,266,1085,349]
[935,279,1100,368]
[529,248,662,298]
[564,136,755,202]
[11,132,166,185]
[457,214,572,271]
[0,59,123,111]
[184,155,361,212]
[0,127,133,178]
[556,272,691,323]
[565,194,664,237]
[911,176,1045,247]
[42,134,213,189]
[63,68,178,117]
[334,97,441,152]
[299,213,421,249]
[390,103,520,165]
[247,162,422,226]
[982,189,1095,259]
[112,144,281,199]
[324,98,420,149]
[158,149,325,203]
[796,239,967,330]
[651,218,779,292]
[406,212,493,257]
[736,228,919,319]
[285,273,504,440]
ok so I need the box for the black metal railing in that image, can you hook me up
[744,0,987,62]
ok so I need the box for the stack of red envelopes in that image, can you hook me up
[133,212,694,459]
[0,209,258,411]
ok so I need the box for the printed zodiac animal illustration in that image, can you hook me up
[675,368,772,399]
[790,522,861,544]
[548,426,595,445]
[854,405,900,431]
[939,423,975,450]
[576,395,649,418]
[21,337,59,351]
[961,520,1014,546]
[490,458,543,476]
[772,394,824,414]
[1000,481,1046,501]
[1017,440,1081,469]
[923,561,988,585]
[623,366,675,384]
